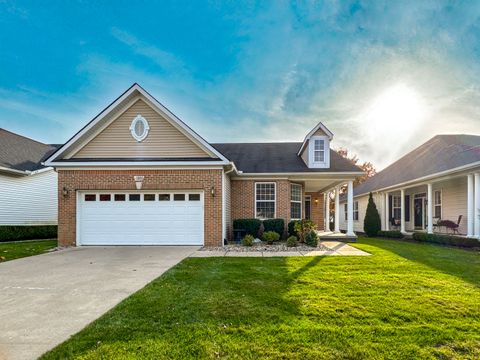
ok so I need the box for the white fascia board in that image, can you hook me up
[48,160,229,167]
[237,171,364,177]
[45,83,230,165]
[0,166,28,176]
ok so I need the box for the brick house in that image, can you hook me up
[45,84,363,247]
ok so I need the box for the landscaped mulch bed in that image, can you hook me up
[200,242,330,252]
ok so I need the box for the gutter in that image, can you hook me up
[0,166,53,176]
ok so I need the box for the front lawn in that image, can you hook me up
[0,239,57,262]
[42,238,480,359]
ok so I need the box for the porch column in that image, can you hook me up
[334,185,340,233]
[467,174,474,237]
[400,189,406,233]
[346,180,354,236]
[427,183,433,234]
[325,192,330,231]
[475,173,480,238]
[385,192,390,231]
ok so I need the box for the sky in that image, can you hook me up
[0,1,479,170]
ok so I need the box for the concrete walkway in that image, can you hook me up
[190,241,370,257]
[0,246,199,360]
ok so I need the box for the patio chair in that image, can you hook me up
[390,217,400,230]
[437,215,462,235]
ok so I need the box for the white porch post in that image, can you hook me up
[385,192,390,231]
[347,180,354,236]
[427,183,433,234]
[325,192,330,232]
[475,173,480,238]
[467,174,474,237]
[400,189,406,233]
[334,185,340,233]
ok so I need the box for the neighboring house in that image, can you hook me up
[339,135,480,238]
[44,83,363,247]
[0,129,58,225]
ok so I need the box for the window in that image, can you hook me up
[290,184,302,219]
[174,194,185,201]
[189,194,200,201]
[344,202,359,221]
[129,115,150,142]
[304,196,311,220]
[434,190,442,218]
[99,194,111,201]
[255,183,276,219]
[129,194,140,201]
[144,194,155,201]
[313,139,325,162]
[85,194,96,201]
[114,194,126,201]
[158,194,170,201]
[392,196,401,220]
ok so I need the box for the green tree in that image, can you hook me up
[364,192,381,237]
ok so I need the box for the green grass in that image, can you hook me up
[0,239,57,262]
[42,238,480,359]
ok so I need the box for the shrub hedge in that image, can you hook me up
[304,230,318,247]
[288,220,299,237]
[233,219,262,238]
[263,219,285,237]
[0,225,57,242]
[377,230,404,239]
[412,232,480,248]
[263,231,280,244]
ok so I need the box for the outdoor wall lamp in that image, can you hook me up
[315,198,319,205]
[211,186,215,197]
[62,186,70,198]
[134,176,144,190]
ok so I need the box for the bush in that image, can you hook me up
[288,220,300,237]
[242,234,254,247]
[378,230,404,239]
[412,232,480,248]
[263,219,285,238]
[286,235,297,247]
[0,225,57,242]
[233,219,262,238]
[304,230,318,247]
[294,220,317,243]
[364,192,382,237]
[263,231,280,245]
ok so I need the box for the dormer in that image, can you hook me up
[298,122,333,169]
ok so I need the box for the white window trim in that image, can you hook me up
[308,135,330,168]
[434,189,442,219]
[290,183,302,220]
[354,201,359,221]
[129,114,150,142]
[392,195,401,220]
[255,182,276,219]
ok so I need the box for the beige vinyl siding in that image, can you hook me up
[300,140,309,166]
[72,99,211,159]
[434,177,468,235]
[340,193,384,233]
[313,128,328,137]
[0,170,58,225]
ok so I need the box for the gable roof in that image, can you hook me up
[352,134,480,197]
[0,129,58,174]
[297,121,334,156]
[45,83,229,165]
[212,142,363,174]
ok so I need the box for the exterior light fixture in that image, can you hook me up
[62,186,69,198]
[210,186,215,197]
[134,176,144,190]
[315,198,319,204]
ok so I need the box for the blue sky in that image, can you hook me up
[1,1,479,169]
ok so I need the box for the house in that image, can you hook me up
[339,135,480,238]
[44,83,363,247]
[0,129,58,225]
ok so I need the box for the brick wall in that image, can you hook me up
[58,169,223,247]
[305,191,325,231]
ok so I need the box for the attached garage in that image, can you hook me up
[77,191,204,246]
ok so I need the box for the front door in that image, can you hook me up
[304,196,311,220]
[414,197,424,229]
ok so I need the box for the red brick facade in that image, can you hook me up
[58,169,223,247]
[305,191,325,231]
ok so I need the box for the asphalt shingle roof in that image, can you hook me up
[353,134,480,196]
[212,142,362,173]
[0,129,59,172]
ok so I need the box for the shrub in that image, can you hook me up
[304,230,318,247]
[294,220,317,243]
[233,219,262,238]
[413,232,480,248]
[364,192,381,237]
[0,225,57,242]
[288,220,300,237]
[263,231,280,245]
[378,230,404,239]
[242,234,254,247]
[263,219,285,238]
[286,235,297,247]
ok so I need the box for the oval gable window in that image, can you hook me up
[129,115,150,142]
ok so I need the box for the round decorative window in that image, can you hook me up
[129,115,150,142]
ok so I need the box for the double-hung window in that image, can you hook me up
[255,183,276,219]
[314,139,325,162]
[290,184,302,220]
[434,190,442,218]
[344,201,359,221]
[392,196,401,220]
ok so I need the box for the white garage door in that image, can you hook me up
[77,191,204,245]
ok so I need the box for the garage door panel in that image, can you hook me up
[78,191,204,246]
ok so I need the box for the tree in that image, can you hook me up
[337,147,376,187]
[364,192,381,237]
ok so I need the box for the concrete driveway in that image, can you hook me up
[0,246,199,360]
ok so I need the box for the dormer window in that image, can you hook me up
[314,139,325,162]
[308,135,330,168]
